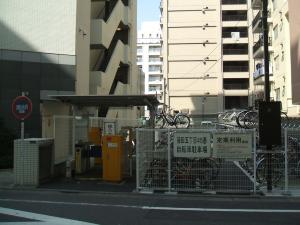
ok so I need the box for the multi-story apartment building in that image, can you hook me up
[251,0,300,116]
[160,0,254,120]
[0,0,139,137]
[137,21,163,116]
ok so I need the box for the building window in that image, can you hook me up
[137,46,142,54]
[149,65,161,72]
[273,25,278,40]
[149,56,160,62]
[275,88,280,101]
[282,86,285,97]
[137,56,143,62]
[274,55,280,71]
[281,51,285,61]
[149,46,161,54]
[149,75,162,82]
[273,0,278,11]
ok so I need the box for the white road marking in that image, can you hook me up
[0,207,99,225]
[142,206,300,213]
[0,198,300,214]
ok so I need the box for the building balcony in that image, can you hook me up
[90,0,129,49]
[253,37,273,59]
[223,66,249,72]
[160,0,163,11]
[252,11,273,33]
[251,0,262,9]
[148,90,162,95]
[253,64,273,85]
[222,14,247,22]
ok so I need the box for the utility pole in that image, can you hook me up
[262,0,272,191]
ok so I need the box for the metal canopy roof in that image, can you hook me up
[49,94,160,108]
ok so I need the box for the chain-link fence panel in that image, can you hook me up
[136,129,169,191]
[137,128,256,193]
[254,145,285,192]
[170,129,256,193]
[285,128,300,192]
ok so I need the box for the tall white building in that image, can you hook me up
[137,21,163,116]
[251,0,300,116]
[161,0,255,120]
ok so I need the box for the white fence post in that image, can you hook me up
[167,128,171,192]
[284,128,288,193]
[253,129,257,194]
[136,129,140,190]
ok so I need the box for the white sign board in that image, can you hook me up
[213,133,252,159]
[174,132,211,158]
[104,122,116,135]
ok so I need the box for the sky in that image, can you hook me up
[137,0,161,30]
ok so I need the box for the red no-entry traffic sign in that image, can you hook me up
[12,96,32,120]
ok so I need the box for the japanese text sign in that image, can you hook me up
[174,132,211,158]
[213,132,252,159]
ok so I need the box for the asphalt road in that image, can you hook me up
[0,189,300,225]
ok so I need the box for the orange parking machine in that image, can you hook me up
[102,135,124,182]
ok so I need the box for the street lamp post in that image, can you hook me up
[262,0,273,192]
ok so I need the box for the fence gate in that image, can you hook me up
[136,128,256,193]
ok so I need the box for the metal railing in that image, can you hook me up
[223,83,249,89]
[222,31,248,38]
[222,0,247,4]
[222,14,247,21]
[253,37,272,54]
[223,66,249,72]
[252,12,262,28]
[223,49,248,55]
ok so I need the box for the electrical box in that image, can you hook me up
[102,135,124,182]
[259,101,281,145]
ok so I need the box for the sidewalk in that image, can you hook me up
[38,177,136,193]
[1,169,300,197]
[0,169,14,189]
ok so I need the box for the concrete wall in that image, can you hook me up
[0,0,77,137]
[76,0,91,95]
[288,0,300,105]
[0,0,77,55]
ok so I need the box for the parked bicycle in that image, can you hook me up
[155,109,190,128]
[142,157,220,189]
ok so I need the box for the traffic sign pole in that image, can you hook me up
[21,92,25,140]
[12,93,32,140]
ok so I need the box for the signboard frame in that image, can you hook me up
[212,132,253,160]
[173,132,211,158]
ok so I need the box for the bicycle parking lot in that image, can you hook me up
[136,124,300,195]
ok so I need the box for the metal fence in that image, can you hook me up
[136,128,300,194]
[285,128,300,193]
[136,128,256,193]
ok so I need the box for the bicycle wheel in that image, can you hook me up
[236,110,248,128]
[155,115,165,128]
[256,157,284,186]
[243,110,258,129]
[175,114,190,128]
[192,158,219,189]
